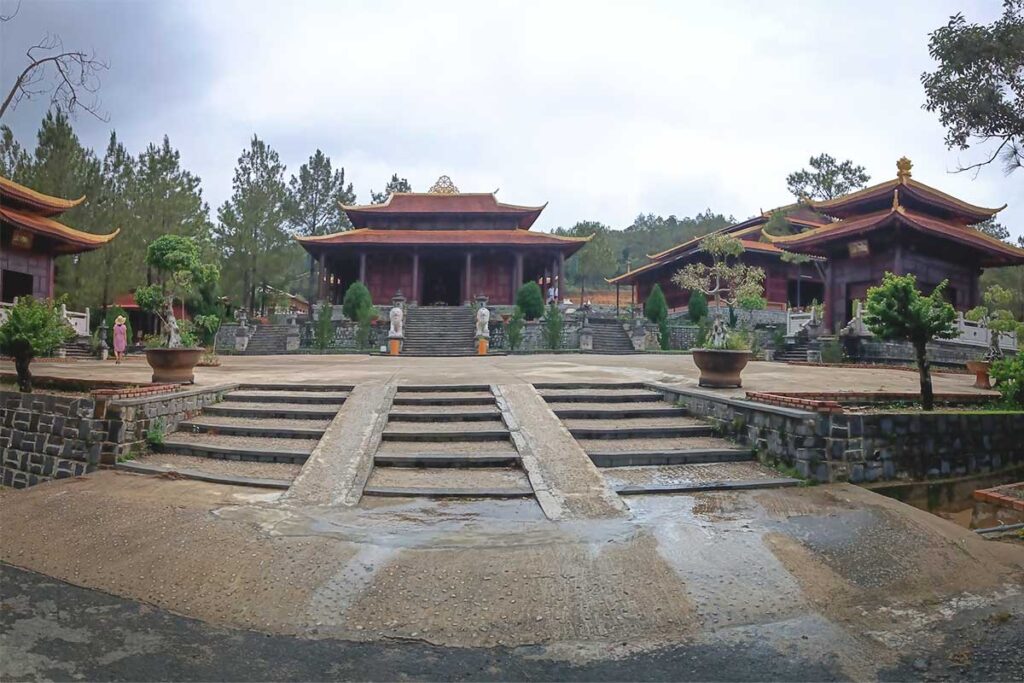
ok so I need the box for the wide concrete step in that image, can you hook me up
[540,392,663,404]
[363,466,533,498]
[392,395,495,406]
[569,424,713,439]
[564,416,703,430]
[204,402,340,419]
[373,451,520,467]
[578,435,742,453]
[397,385,491,393]
[158,434,318,464]
[178,417,327,439]
[602,461,800,494]
[240,383,354,392]
[587,447,753,467]
[224,390,347,405]
[387,410,502,422]
[381,427,510,442]
[553,406,687,419]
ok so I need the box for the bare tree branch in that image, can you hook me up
[0,1,22,22]
[0,32,109,121]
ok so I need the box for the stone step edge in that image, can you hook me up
[570,426,714,438]
[587,448,753,467]
[613,478,801,494]
[533,382,647,390]
[177,421,326,439]
[391,396,496,406]
[223,393,347,405]
[373,452,521,467]
[553,408,687,419]
[387,411,500,422]
[396,384,491,393]
[539,393,663,403]
[362,485,534,498]
[115,461,291,490]
[157,440,312,463]
[204,405,340,417]
[380,430,511,442]
[238,383,355,392]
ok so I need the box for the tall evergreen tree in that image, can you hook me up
[84,132,137,313]
[786,153,870,200]
[215,135,298,312]
[286,149,356,235]
[370,173,412,203]
[0,125,31,179]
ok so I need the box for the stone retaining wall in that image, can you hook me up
[1,384,235,489]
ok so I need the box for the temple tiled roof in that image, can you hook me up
[297,228,590,255]
[0,204,119,254]
[342,192,547,229]
[0,175,85,216]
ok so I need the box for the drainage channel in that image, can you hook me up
[363,384,535,499]
[534,382,800,494]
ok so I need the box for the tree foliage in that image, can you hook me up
[314,302,334,351]
[543,302,563,350]
[863,273,958,410]
[341,281,373,322]
[135,235,219,348]
[506,306,525,351]
[687,290,708,323]
[515,282,545,320]
[922,1,1024,174]
[786,153,871,200]
[286,149,356,236]
[371,173,411,204]
[990,353,1024,407]
[965,285,1024,359]
[554,221,616,300]
[0,296,76,392]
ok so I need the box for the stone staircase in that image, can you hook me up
[364,384,534,498]
[400,307,477,356]
[586,318,635,353]
[128,384,350,487]
[537,382,799,494]
[242,324,294,355]
[774,338,811,363]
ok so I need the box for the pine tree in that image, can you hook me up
[0,125,31,179]
[215,135,297,313]
[370,173,412,204]
[88,132,137,314]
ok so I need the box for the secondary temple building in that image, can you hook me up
[611,158,1024,331]
[297,176,589,306]
[0,176,118,302]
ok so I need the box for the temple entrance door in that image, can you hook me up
[420,254,463,306]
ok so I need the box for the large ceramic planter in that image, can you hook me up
[692,349,753,388]
[965,360,992,390]
[144,348,203,384]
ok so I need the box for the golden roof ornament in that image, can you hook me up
[896,156,913,181]
[429,175,459,194]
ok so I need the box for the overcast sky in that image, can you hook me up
[1,0,1020,240]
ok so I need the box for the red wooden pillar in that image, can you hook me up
[411,251,420,304]
[464,251,473,304]
[358,252,367,283]
[557,252,565,303]
[318,254,326,302]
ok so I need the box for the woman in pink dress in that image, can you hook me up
[113,315,128,365]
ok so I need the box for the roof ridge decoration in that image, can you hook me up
[429,175,459,194]
[896,156,913,182]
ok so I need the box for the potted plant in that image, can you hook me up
[134,235,219,383]
[964,285,1024,389]
[0,296,76,392]
[672,233,766,387]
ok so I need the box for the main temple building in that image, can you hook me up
[298,176,589,306]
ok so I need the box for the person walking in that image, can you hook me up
[113,315,128,365]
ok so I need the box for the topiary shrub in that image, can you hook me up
[342,281,373,322]
[687,290,708,323]
[515,282,545,321]
[543,302,563,350]
[644,284,668,324]
[315,302,334,351]
[0,296,76,392]
[990,354,1024,407]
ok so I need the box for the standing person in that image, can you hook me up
[113,315,128,365]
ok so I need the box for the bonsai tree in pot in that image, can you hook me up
[964,285,1023,388]
[134,234,220,383]
[672,233,765,387]
[863,273,957,410]
[0,296,76,393]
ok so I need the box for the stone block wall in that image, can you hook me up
[1,384,235,489]
[846,337,1016,367]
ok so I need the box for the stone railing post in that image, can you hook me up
[579,316,593,351]
[97,317,109,361]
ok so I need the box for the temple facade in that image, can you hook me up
[0,176,119,303]
[297,177,589,306]
[612,159,1024,331]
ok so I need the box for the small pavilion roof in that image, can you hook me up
[764,203,1024,268]
[297,228,590,257]
[0,204,119,254]
[807,157,1005,224]
[341,192,547,230]
[0,175,85,217]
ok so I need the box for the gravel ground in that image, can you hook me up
[209,401,340,414]
[134,453,302,480]
[376,440,516,454]
[162,433,320,454]
[578,435,747,452]
[183,415,332,430]
[563,416,706,429]
[366,466,532,490]
[602,461,786,488]
[384,419,507,433]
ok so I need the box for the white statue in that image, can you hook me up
[475,306,490,338]
[389,306,404,338]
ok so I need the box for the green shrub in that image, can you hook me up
[0,296,76,392]
[990,354,1024,407]
[820,339,844,364]
[146,418,165,447]
[771,325,786,349]
[658,318,670,350]
[542,303,563,350]
[644,284,668,324]
[723,329,751,350]
[688,291,708,323]
[506,306,525,351]
[515,282,545,321]
[315,303,334,351]
[695,318,710,348]
[354,308,374,350]
[342,281,373,322]
[192,314,221,348]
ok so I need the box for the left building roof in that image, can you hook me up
[0,175,119,253]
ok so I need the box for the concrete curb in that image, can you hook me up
[362,486,534,498]
[614,477,801,495]
[115,461,291,489]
